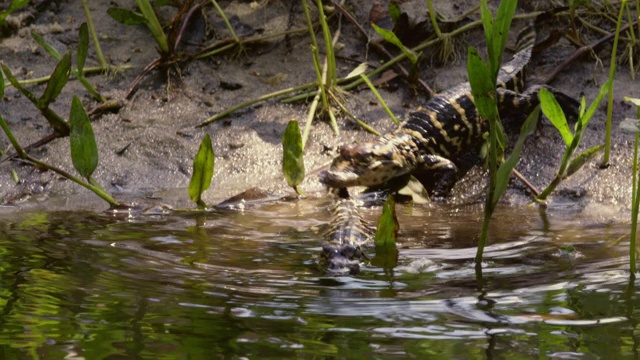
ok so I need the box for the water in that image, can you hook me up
[0,198,638,359]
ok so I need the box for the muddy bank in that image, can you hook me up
[0,1,637,223]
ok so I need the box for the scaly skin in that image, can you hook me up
[319,22,577,194]
[321,189,373,275]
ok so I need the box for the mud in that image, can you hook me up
[0,1,637,222]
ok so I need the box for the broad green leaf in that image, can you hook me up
[480,1,493,58]
[566,144,604,177]
[467,47,495,120]
[539,88,573,146]
[38,51,71,108]
[77,23,89,74]
[188,134,215,208]
[2,63,39,104]
[493,106,540,204]
[625,97,640,107]
[388,2,401,24]
[371,23,418,64]
[31,31,63,60]
[107,7,147,25]
[620,118,640,134]
[374,195,398,249]
[282,120,305,192]
[69,96,98,179]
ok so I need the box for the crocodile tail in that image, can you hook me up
[497,20,535,92]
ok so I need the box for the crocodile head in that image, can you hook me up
[319,134,419,188]
[321,243,363,275]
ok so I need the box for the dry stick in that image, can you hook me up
[543,21,638,85]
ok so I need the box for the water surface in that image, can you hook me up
[0,198,637,359]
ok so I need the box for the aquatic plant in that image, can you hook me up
[0,71,120,207]
[536,82,611,201]
[620,96,640,274]
[188,134,215,209]
[467,0,520,264]
[282,120,305,195]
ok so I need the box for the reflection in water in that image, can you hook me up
[0,200,638,358]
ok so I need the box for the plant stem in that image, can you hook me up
[426,0,442,37]
[210,0,240,43]
[0,115,119,207]
[359,73,399,125]
[6,65,134,87]
[601,1,625,167]
[631,131,639,273]
[80,0,107,69]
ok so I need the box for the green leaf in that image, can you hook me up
[374,195,398,249]
[77,23,89,74]
[136,0,169,54]
[69,96,98,179]
[491,0,516,71]
[371,22,418,64]
[539,88,573,146]
[11,168,19,184]
[567,80,611,156]
[282,120,305,192]
[0,0,30,23]
[2,63,39,104]
[620,118,640,134]
[467,47,495,120]
[107,7,147,25]
[38,51,71,108]
[188,134,215,209]
[345,63,368,80]
[566,144,604,177]
[31,31,63,60]
[388,2,401,24]
[493,106,540,204]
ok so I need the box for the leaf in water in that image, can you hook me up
[282,120,305,193]
[38,51,71,108]
[371,23,417,64]
[69,96,98,179]
[624,97,640,107]
[374,195,398,249]
[467,47,495,120]
[566,145,604,177]
[77,23,89,74]
[188,134,215,209]
[621,118,640,134]
[107,7,147,25]
[493,106,540,204]
[539,87,572,146]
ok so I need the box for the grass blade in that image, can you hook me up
[31,31,63,60]
[77,23,89,74]
[38,51,71,108]
[371,23,418,64]
[282,120,305,193]
[69,96,98,179]
[493,106,540,204]
[188,134,215,209]
[107,7,147,25]
[566,145,604,177]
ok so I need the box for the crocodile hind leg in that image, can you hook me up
[498,85,580,124]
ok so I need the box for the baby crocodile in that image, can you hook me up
[319,21,578,196]
[320,188,373,275]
